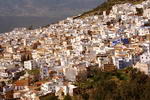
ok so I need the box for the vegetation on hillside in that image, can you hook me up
[71,67,150,100]
[78,0,146,18]
[27,69,40,83]
[27,69,40,75]
[40,94,58,100]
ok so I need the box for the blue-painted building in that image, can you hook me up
[113,57,133,69]
[118,59,132,69]
[112,38,129,46]
[112,39,122,46]
[121,38,129,45]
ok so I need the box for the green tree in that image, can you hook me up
[40,94,58,100]
[64,94,72,100]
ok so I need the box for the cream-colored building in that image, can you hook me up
[133,62,150,75]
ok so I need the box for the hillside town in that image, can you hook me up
[0,0,150,99]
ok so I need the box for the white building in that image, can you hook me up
[41,82,55,94]
[140,52,150,64]
[143,8,150,18]
[24,60,37,70]
[140,43,150,64]
[0,72,9,78]
[40,65,49,79]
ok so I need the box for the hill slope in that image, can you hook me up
[78,0,146,18]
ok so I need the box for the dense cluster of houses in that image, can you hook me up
[0,0,150,99]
